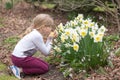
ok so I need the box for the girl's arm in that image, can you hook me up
[32,33,52,56]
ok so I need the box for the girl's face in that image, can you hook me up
[39,25,52,38]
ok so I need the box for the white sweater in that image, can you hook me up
[12,29,52,58]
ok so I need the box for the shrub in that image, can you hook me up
[5,0,14,10]
[53,14,109,73]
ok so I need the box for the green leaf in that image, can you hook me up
[93,6,105,12]
[96,67,107,75]
[108,60,114,69]
[41,3,56,9]
[115,48,120,57]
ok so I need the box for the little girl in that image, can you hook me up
[10,14,56,79]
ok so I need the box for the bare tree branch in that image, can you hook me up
[111,0,120,34]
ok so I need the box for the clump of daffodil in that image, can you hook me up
[52,14,109,74]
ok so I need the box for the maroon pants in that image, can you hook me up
[11,55,49,74]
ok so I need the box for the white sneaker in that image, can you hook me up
[10,65,21,79]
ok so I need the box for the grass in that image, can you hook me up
[0,18,4,28]
[0,74,18,80]
[115,48,120,57]
[0,61,19,80]
[104,34,120,41]
[0,63,18,80]
[33,1,56,9]
[96,67,107,75]
[3,36,20,50]
[0,24,4,28]
[33,51,40,57]
[104,34,120,50]
[3,36,19,45]
[0,63,7,71]
[41,2,56,9]
[33,51,47,60]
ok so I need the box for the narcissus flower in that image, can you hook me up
[94,34,102,42]
[61,34,66,42]
[65,29,71,36]
[70,20,78,26]
[89,31,95,38]
[73,43,79,52]
[72,33,80,42]
[98,25,106,33]
[80,29,87,38]
[54,46,61,52]
[76,14,83,20]
[58,23,64,32]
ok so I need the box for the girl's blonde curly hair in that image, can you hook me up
[19,14,54,38]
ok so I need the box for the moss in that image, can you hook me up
[0,63,18,80]
[0,63,7,71]
[3,36,19,45]
[0,74,18,80]
[41,3,56,9]
[3,36,20,50]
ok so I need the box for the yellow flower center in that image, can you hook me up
[65,31,70,35]
[90,23,94,27]
[81,31,87,38]
[96,37,100,41]
[84,21,88,24]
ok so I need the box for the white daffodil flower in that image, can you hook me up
[98,32,104,38]
[92,23,98,31]
[65,43,71,48]
[77,14,84,19]
[90,22,95,28]
[54,46,61,52]
[65,29,71,36]
[89,31,95,38]
[80,29,87,38]
[61,33,68,42]
[94,34,102,42]
[70,32,80,43]
[58,23,64,32]
[98,25,106,33]
[73,43,79,52]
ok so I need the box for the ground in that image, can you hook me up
[0,1,120,80]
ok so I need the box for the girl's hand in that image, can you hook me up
[53,30,58,38]
[49,30,58,38]
[49,32,54,37]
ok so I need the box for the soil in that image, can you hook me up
[0,1,120,80]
